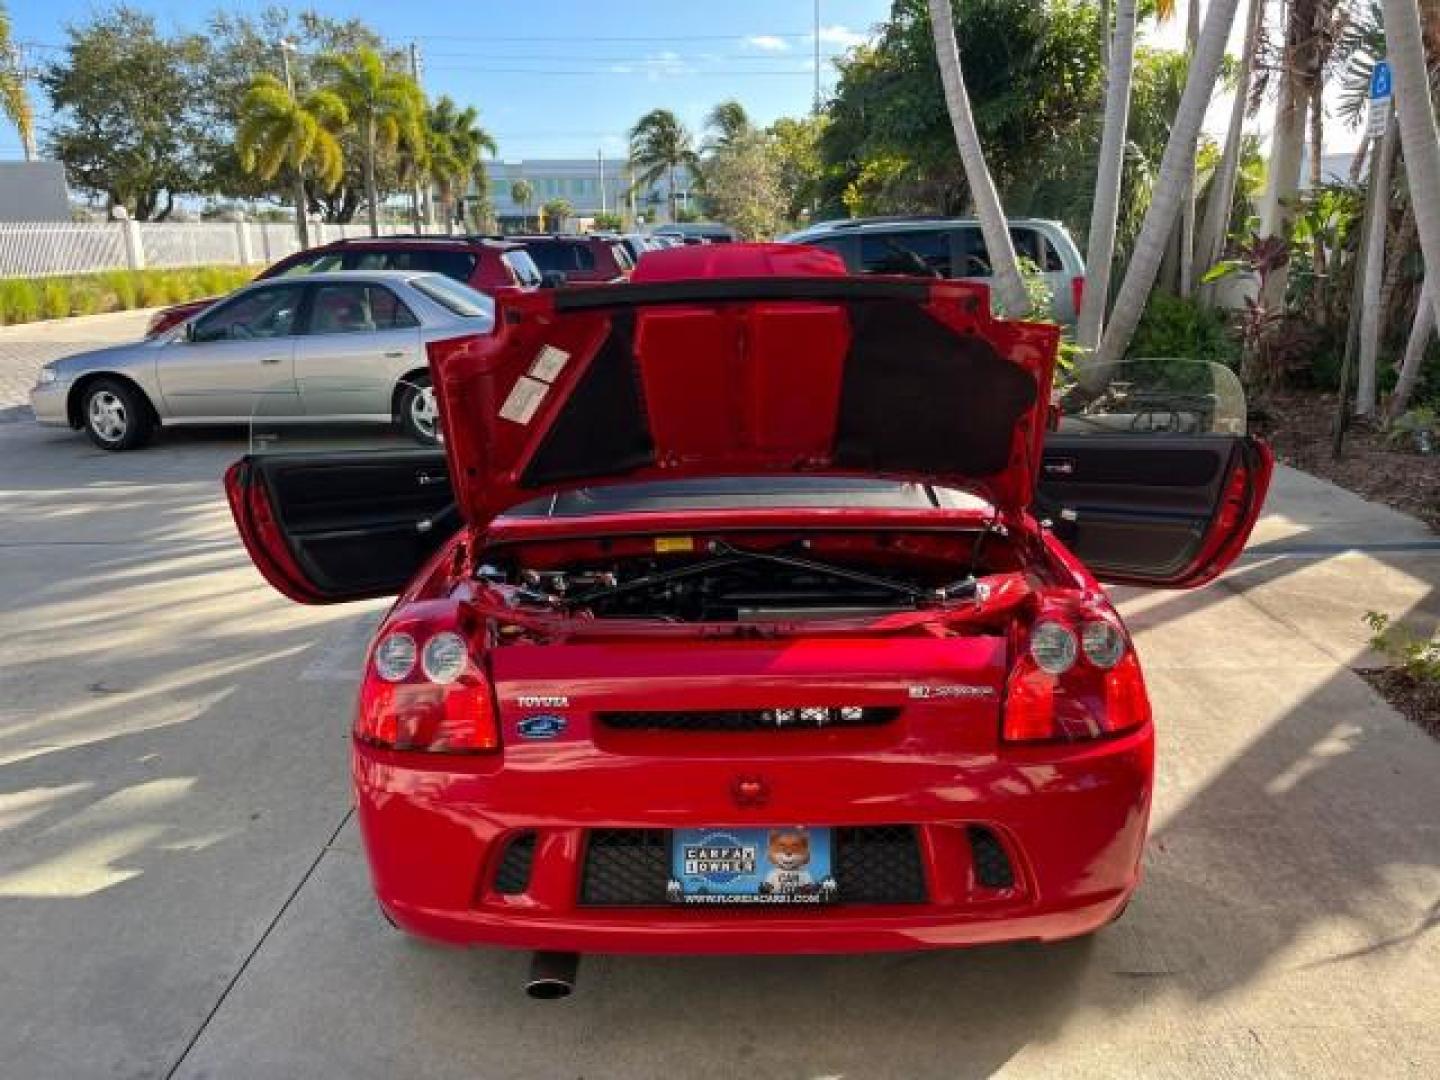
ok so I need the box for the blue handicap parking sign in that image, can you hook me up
[1371,60,1392,101]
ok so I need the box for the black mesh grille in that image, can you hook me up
[580,829,670,906]
[967,826,1015,890]
[579,826,927,906]
[598,707,898,733]
[833,826,927,904]
[493,831,537,895]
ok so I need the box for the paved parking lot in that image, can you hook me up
[1,314,1438,1078]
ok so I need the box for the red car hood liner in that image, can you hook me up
[428,276,1060,529]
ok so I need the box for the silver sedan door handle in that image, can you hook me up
[260,355,285,365]
[384,350,406,358]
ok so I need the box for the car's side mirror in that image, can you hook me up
[539,271,567,289]
[183,322,198,343]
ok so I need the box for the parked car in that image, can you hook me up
[32,271,494,450]
[653,221,738,244]
[144,235,541,339]
[223,244,1271,994]
[782,216,1086,324]
[508,234,632,284]
[611,232,663,265]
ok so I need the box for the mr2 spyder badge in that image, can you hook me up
[908,684,997,700]
[517,715,567,740]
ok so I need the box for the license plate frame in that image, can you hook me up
[668,827,836,905]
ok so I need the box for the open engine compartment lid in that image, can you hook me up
[427,254,1061,530]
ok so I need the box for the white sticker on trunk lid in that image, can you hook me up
[529,345,570,383]
[499,375,549,425]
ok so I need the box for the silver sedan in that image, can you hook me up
[30,270,495,451]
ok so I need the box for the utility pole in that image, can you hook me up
[409,42,431,233]
[598,148,607,218]
[278,38,308,248]
[813,0,821,114]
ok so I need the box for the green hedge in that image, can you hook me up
[0,266,255,326]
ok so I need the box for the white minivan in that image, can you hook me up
[782,216,1087,324]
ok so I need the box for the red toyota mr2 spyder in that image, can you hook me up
[225,244,1270,996]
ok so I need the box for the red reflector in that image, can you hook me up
[1002,663,1059,742]
[1070,275,1085,315]
[358,673,499,753]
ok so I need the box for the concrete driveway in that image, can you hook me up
[0,314,1437,1078]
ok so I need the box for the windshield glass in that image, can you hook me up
[503,476,989,517]
[410,274,494,317]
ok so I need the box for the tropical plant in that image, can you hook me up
[766,115,827,225]
[629,108,699,223]
[0,5,34,160]
[541,197,573,231]
[314,47,424,235]
[1364,610,1440,684]
[510,178,534,228]
[1091,0,1245,371]
[704,100,752,151]
[425,96,496,234]
[702,130,783,240]
[236,73,348,247]
[926,0,1027,316]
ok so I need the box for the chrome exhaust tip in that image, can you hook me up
[525,951,578,999]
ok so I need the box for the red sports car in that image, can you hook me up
[225,244,1270,997]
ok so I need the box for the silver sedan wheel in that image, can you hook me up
[409,385,439,441]
[87,390,128,443]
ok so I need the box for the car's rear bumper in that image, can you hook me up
[353,727,1153,955]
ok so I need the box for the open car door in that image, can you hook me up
[226,377,456,604]
[1038,359,1273,589]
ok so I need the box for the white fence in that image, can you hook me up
[0,220,413,279]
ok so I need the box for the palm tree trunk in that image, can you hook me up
[1383,0,1440,361]
[1196,0,1262,288]
[1356,114,1398,416]
[1092,0,1244,370]
[1178,0,1200,297]
[1389,281,1434,420]
[927,0,1029,317]
[364,121,381,237]
[1256,12,1312,313]
[1076,0,1137,354]
[668,163,677,223]
[1099,0,1111,73]
[294,171,310,248]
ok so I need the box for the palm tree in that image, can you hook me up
[542,197,574,232]
[1356,114,1398,416]
[926,0,1028,317]
[1092,0,1244,370]
[0,8,34,161]
[705,100,751,150]
[1382,0,1440,365]
[236,74,348,248]
[314,47,425,236]
[511,179,534,229]
[1076,0,1138,353]
[1196,0,1264,284]
[629,109,699,223]
[1389,281,1434,420]
[426,96,496,234]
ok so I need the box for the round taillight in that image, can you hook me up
[1029,620,1078,674]
[1081,619,1126,669]
[421,631,468,685]
[373,632,417,682]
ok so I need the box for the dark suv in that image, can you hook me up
[506,234,632,284]
[144,236,542,338]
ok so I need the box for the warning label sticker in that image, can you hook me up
[499,375,549,425]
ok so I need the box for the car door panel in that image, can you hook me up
[1038,433,1272,589]
[294,283,424,418]
[225,451,454,603]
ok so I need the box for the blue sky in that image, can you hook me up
[4,0,893,161]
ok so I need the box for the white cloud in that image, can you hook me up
[816,24,866,49]
[745,34,790,52]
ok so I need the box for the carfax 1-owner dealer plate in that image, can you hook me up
[668,827,837,904]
